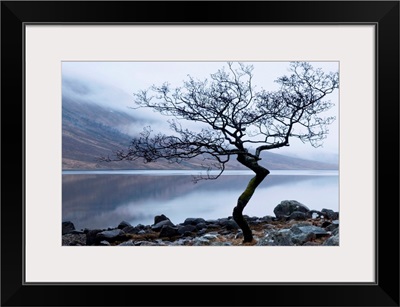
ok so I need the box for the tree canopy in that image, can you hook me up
[101,61,339,242]
[105,62,338,179]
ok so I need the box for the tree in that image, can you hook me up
[101,62,339,243]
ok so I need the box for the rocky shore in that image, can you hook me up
[62,200,339,246]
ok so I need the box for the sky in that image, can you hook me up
[62,61,339,163]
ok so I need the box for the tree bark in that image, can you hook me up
[233,154,270,243]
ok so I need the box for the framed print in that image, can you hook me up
[1,1,399,306]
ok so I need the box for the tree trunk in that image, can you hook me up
[233,154,270,243]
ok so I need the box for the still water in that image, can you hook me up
[62,170,339,230]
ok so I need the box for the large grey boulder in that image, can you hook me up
[274,200,310,219]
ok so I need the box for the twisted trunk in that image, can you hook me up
[233,154,270,243]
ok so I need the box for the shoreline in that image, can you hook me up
[62,201,339,247]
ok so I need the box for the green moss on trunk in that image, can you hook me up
[233,155,270,243]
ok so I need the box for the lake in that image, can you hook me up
[62,170,339,230]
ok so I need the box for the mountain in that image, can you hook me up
[62,97,338,171]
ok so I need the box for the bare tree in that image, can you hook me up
[101,62,339,243]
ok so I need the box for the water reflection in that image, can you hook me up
[62,171,339,230]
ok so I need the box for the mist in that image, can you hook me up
[62,61,339,163]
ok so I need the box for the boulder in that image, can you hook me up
[177,224,197,235]
[118,221,132,229]
[287,211,308,221]
[271,229,294,246]
[274,200,310,219]
[62,221,76,235]
[152,219,175,231]
[291,225,329,238]
[86,229,103,245]
[183,217,206,226]
[218,219,239,230]
[326,220,339,231]
[196,222,207,230]
[291,232,316,245]
[323,234,340,246]
[122,226,140,234]
[321,209,339,220]
[159,225,179,238]
[96,229,126,243]
[154,214,170,225]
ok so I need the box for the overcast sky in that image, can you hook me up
[62,61,339,162]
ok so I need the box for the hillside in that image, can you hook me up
[62,97,338,171]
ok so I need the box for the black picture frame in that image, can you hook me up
[1,1,399,306]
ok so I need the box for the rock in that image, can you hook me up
[151,219,175,231]
[287,211,308,221]
[86,229,103,245]
[274,200,310,219]
[97,229,124,238]
[271,229,295,246]
[62,233,86,246]
[219,219,239,230]
[197,229,207,236]
[183,231,195,237]
[291,225,329,238]
[303,241,321,246]
[260,216,275,223]
[192,238,212,246]
[137,241,166,246]
[309,210,324,219]
[321,221,332,228]
[256,237,276,246]
[96,229,125,243]
[119,240,135,246]
[122,226,140,234]
[291,232,316,245]
[235,231,244,239]
[326,220,339,231]
[211,242,232,246]
[267,227,318,246]
[159,225,179,238]
[332,228,339,236]
[182,217,206,226]
[118,221,132,229]
[202,233,219,241]
[64,210,340,246]
[323,234,340,246]
[177,225,196,235]
[321,209,339,220]
[62,221,76,235]
[196,222,207,230]
[154,214,170,225]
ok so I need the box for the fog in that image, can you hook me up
[62,61,339,162]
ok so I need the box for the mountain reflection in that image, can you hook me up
[62,172,339,230]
